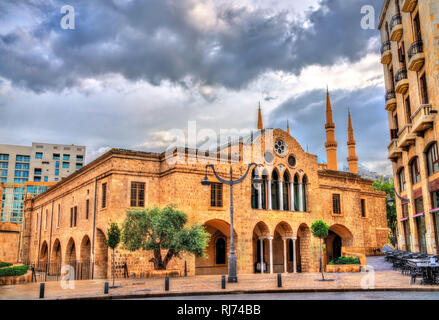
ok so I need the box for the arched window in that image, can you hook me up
[302,175,308,212]
[410,157,421,185]
[398,168,406,192]
[426,143,439,176]
[261,171,268,209]
[251,169,258,209]
[215,238,226,265]
[271,170,280,210]
[293,174,299,211]
[282,171,290,211]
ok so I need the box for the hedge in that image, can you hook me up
[328,256,361,265]
[0,265,29,277]
[0,262,13,268]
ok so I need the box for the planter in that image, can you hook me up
[326,264,362,273]
[0,270,32,285]
[130,269,181,279]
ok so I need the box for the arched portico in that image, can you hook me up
[65,238,77,265]
[79,235,92,280]
[326,224,354,263]
[94,229,108,279]
[296,223,311,272]
[50,239,62,276]
[252,222,272,273]
[195,219,237,275]
[38,241,49,272]
[273,222,296,273]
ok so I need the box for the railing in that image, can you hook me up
[411,104,433,122]
[408,40,424,61]
[386,90,396,101]
[395,69,408,82]
[381,40,391,54]
[30,260,93,282]
[390,14,402,32]
[390,128,399,140]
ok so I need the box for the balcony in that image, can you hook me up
[398,123,416,147]
[380,41,392,65]
[411,104,435,134]
[385,90,397,111]
[388,139,402,160]
[408,40,425,71]
[395,69,409,94]
[402,0,417,12]
[390,14,403,42]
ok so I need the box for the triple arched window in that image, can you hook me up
[251,168,307,212]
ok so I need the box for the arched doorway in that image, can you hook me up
[39,241,49,272]
[325,224,354,264]
[273,222,294,273]
[296,223,311,272]
[252,221,270,273]
[65,238,76,265]
[195,219,236,275]
[79,235,92,279]
[94,229,108,279]
[50,239,62,276]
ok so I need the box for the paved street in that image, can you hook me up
[138,291,439,300]
[1,257,439,300]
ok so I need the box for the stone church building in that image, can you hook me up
[21,91,388,278]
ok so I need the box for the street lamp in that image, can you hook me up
[201,162,261,283]
[387,194,394,207]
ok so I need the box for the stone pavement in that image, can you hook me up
[0,257,438,300]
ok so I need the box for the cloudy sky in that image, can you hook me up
[0,0,391,175]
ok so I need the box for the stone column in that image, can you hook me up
[292,237,297,273]
[279,181,283,211]
[298,183,303,212]
[419,150,435,254]
[268,237,273,274]
[257,185,262,210]
[259,238,264,274]
[290,182,295,211]
[282,238,287,273]
[267,180,272,210]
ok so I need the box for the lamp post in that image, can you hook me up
[201,163,261,283]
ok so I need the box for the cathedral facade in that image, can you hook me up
[21,91,388,278]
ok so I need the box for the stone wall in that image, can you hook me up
[0,222,20,263]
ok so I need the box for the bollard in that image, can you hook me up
[184,261,187,277]
[39,283,45,299]
[165,277,169,291]
[277,273,282,288]
[221,275,226,289]
[104,282,109,294]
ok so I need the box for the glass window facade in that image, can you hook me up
[53,154,60,160]
[35,152,43,159]
[63,154,70,161]
[16,155,30,162]
[0,154,9,161]
[62,162,69,168]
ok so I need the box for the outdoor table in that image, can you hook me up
[408,261,439,285]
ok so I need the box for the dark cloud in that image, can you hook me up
[0,0,383,92]
[268,86,390,174]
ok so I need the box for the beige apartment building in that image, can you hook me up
[379,0,439,254]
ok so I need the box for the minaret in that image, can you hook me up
[324,88,338,170]
[286,120,290,135]
[347,110,359,174]
[257,102,263,130]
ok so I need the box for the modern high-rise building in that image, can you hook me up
[0,142,86,223]
[379,0,439,254]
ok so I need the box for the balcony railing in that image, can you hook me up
[411,104,435,134]
[381,41,392,64]
[398,123,416,147]
[385,90,397,111]
[408,40,425,71]
[388,139,402,160]
[395,69,409,94]
[390,14,403,42]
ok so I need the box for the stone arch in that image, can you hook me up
[296,223,311,272]
[39,241,49,271]
[252,222,271,273]
[65,237,77,264]
[50,239,62,276]
[79,235,92,279]
[326,224,354,263]
[273,222,294,273]
[195,219,237,275]
[94,228,108,279]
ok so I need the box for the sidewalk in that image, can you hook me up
[1,257,438,300]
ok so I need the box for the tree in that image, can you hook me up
[311,220,329,281]
[373,177,397,246]
[121,205,210,270]
[107,222,121,287]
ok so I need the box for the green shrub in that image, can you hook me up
[0,265,29,277]
[328,256,361,265]
[0,262,13,268]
